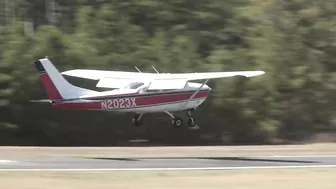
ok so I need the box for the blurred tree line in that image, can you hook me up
[0,0,335,146]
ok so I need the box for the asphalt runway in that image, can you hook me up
[1,155,336,171]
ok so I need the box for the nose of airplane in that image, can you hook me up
[202,84,211,91]
[187,82,211,91]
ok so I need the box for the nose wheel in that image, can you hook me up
[165,110,198,129]
[133,111,198,129]
[172,117,183,128]
[165,111,182,128]
[187,110,197,128]
[187,117,196,127]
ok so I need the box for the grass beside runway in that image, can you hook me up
[1,168,336,189]
[0,143,336,158]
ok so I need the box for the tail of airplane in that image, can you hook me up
[34,58,98,101]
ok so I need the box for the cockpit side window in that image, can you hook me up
[140,86,158,93]
[126,82,144,89]
[141,86,174,93]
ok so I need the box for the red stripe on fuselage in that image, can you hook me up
[52,101,101,109]
[135,91,208,106]
[39,73,62,100]
[52,91,209,110]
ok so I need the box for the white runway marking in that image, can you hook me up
[1,165,336,171]
[0,160,16,164]
[253,155,336,158]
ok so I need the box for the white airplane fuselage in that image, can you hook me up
[33,57,264,127]
[52,82,211,113]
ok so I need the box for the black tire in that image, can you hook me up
[188,117,196,127]
[132,115,142,126]
[172,117,183,128]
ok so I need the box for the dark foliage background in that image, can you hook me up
[0,0,335,146]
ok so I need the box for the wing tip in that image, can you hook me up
[247,71,265,77]
[256,70,265,75]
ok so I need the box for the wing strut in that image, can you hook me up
[152,66,159,74]
[134,66,142,73]
[182,79,209,109]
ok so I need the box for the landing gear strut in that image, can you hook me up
[132,111,199,129]
[165,111,183,128]
[132,113,143,126]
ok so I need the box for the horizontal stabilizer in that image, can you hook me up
[30,98,104,103]
[30,99,52,103]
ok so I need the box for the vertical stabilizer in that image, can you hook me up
[35,58,97,100]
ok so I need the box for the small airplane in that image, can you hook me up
[32,58,265,129]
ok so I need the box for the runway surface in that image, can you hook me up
[0,155,336,171]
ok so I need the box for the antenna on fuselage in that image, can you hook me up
[134,66,142,73]
[152,66,159,74]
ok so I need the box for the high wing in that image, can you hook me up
[61,69,156,80]
[62,69,265,90]
[96,77,137,89]
[157,71,265,80]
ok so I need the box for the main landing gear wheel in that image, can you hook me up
[172,117,183,128]
[132,114,143,127]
